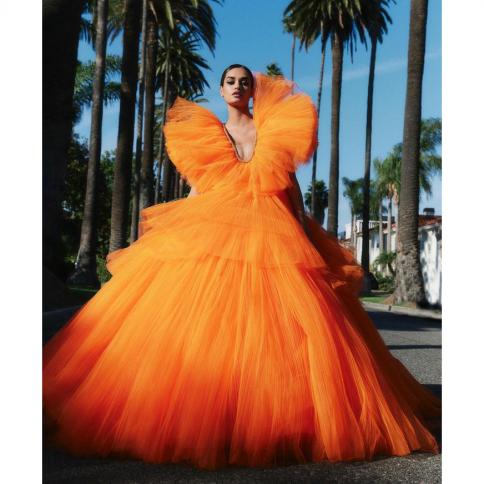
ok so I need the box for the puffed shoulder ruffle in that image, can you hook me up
[250,74,318,193]
[163,73,318,194]
[163,98,237,193]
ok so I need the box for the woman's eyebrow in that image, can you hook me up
[226,76,249,80]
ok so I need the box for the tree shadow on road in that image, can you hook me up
[367,310,441,332]
[387,344,441,350]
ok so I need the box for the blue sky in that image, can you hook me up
[77,0,442,230]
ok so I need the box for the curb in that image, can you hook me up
[362,301,442,320]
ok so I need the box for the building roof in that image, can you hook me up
[342,214,443,240]
[418,215,442,227]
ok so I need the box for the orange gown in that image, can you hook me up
[43,73,441,470]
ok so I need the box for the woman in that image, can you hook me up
[43,64,441,470]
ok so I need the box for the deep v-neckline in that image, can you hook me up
[222,123,257,164]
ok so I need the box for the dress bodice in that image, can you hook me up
[163,73,318,196]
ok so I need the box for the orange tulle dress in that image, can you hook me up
[43,73,441,470]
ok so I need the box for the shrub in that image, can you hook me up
[97,256,112,285]
[374,271,395,292]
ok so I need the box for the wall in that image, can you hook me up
[352,223,442,307]
[419,224,442,306]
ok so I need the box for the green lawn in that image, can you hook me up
[359,295,422,309]
[68,286,98,303]
[360,295,390,305]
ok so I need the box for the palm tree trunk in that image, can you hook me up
[156,32,170,204]
[109,0,141,253]
[69,0,108,287]
[361,37,377,273]
[386,196,392,253]
[130,0,148,244]
[139,8,157,210]
[378,200,384,267]
[352,214,356,250]
[167,164,175,200]
[163,158,176,200]
[179,174,185,198]
[394,0,428,306]
[352,214,358,258]
[310,34,327,217]
[327,33,343,236]
[174,170,180,198]
[43,0,84,276]
[162,93,176,203]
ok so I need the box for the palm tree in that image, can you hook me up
[109,0,142,253]
[139,6,157,210]
[285,1,366,236]
[73,55,122,125]
[156,32,209,202]
[360,0,393,274]
[394,0,429,306]
[69,0,109,287]
[156,24,213,203]
[374,150,399,251]
[43,0,85,276]
[343,176,384,266]
[154,0,218,204]
[311,35,327,219]
[342,177,364,249]
[155,32,211,202]
[156,27,172,204]
[327,28,344,236]
[266,63,283,76]
[80,0,125,48]
[372,157,389,252]
[373,250,396,276]
[283,5,330,219]
[374,118,441,254]
[418,117,442,187]
[304,179,328,226]
[130,0,148,243]
[377,193,385,254]
[155,35,211,100]
[282,16,297,83]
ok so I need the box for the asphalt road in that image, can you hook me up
[43,309,442,483]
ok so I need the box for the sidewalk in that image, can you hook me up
[361,301,442,320]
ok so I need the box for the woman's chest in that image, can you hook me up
[222,124,257,163]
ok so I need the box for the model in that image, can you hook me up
[43,64,441,471]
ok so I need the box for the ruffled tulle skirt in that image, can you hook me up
[43,187,440,470]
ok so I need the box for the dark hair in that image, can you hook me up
[219,64,254,88]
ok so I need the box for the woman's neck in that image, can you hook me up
[225,104,252,127]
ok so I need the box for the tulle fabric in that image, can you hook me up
[163,73,318,196]
[43,73,440,470]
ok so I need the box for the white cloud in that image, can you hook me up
[295,50,441,91]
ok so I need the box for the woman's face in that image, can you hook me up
[219,67,253,108]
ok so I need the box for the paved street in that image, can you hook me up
[43,309,441,483]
